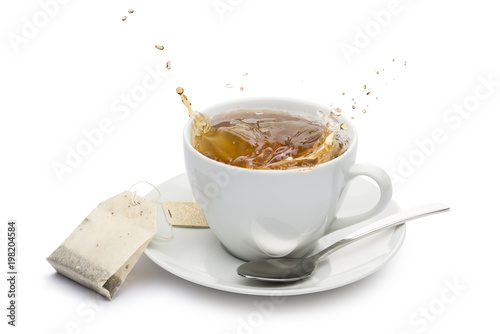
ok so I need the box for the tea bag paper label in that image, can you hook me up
[47,191,157,300]
[162,201,209,228]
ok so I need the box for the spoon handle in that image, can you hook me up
[312,203,450,263]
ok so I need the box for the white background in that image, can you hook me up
[1,0,499,333]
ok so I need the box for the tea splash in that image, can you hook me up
[177,88,349,170]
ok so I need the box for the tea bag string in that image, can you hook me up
[129,180,161,204]
[128,181,173,240]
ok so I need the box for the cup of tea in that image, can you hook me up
[183,97,392,261]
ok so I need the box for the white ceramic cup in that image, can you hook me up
[183,97,392,261]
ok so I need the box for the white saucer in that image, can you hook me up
[144,173,405,296]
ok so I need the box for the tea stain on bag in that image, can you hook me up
[47,191,157,300]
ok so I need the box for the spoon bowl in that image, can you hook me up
[237,258,317,282]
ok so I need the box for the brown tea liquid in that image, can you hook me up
[177,88,349,170]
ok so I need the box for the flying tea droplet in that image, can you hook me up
[240,87,244,92]
[331,108,342,116]
[128,8,134,13]
[155,45,164,50]
[122,16,127,21]
[176,87,194,117]
[340,123,348,130]
[226,83,232,88]
[166,61,171,70]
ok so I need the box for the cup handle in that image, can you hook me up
[326,163,393,233]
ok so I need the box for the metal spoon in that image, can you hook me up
[237,203,450,282]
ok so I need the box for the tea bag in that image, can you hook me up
[47,191,157,300]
